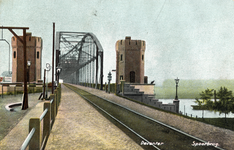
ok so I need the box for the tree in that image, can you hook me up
[215,87,234,122]
[195,87,234,122]
[1,71,12,77]
[231,97,234,114]
[195,88,214,118]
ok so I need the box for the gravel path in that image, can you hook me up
[71,84,234,150]
[46,84,143,150]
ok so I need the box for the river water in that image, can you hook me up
[159,99,234,118]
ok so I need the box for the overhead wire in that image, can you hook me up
[155,0,167,24]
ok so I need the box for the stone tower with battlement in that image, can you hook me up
[115,36,146,84]
[11,33,42,82]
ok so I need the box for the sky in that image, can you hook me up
[0,0,234,85]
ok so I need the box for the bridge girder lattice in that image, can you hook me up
[56,32,103,89]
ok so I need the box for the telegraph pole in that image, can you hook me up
[52,23,55,94]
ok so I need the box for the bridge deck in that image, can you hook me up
[45,84,142,150]
[0,83,232,149]
[52,83,233,150]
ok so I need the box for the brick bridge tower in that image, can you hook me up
[115,36,146,84]
[11,33,42,82]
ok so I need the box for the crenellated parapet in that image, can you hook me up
[11,32,43,83]
[116,36,146,84]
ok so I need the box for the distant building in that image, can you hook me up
[115,36,147,84]
[11,33,42,82]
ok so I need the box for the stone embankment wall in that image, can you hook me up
[74,84,234,150]
[131,84,155,95]
[122,84,178,113]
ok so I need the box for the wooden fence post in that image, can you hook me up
[29,118,41,150]
[54,90,58,114]
[43,102,51,141]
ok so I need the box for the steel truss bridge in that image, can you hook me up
[56,32,103,89]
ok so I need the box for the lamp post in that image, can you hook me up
[56,64,62,86]
[52,23,55,94]
[46,63,51,99]
[27,60,31,84]
[173,77,180,113]
[43,69,46,99]
[107,71,112,93]
[175,77,179,100]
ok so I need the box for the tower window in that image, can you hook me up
[120,75,123,80]
[37,51,39,59]
[14,51,16,58]
[142,55,144,61]
[120,54,123,61]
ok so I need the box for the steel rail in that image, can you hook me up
[96,95,225,150]
[65,84,160,150]
[83,93,160,150]
[65,84,225,150]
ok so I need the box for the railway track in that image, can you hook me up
[64,84,225,150]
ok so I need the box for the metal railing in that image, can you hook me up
[20,85,61,150]
[20,128,35,150]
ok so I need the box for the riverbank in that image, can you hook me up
[191,105,209,110]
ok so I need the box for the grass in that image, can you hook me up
[196,118,234,131]
[155,79,234,99]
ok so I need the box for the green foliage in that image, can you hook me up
[196,118,234,131]
[195,88,214,118]
[213,87,234,118]
[195,86,234,121]
[17,91,24,94]
[195,88,214,106]
[195,99,202,106]
[156,79,234,121]
[155,79,234,99]
[7,92,14,95]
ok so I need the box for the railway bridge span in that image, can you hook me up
[56,32,103,89]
